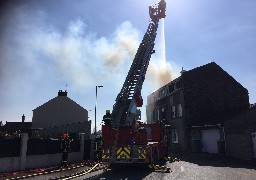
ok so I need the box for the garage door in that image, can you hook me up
[201,129,220,153]
[252,133,256,158]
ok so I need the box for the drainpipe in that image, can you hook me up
[222,127,228,157]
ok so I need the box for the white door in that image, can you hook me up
[252,133,256,158]
[201,129,220,153]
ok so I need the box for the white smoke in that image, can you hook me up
[146,19,176,88]
[34,19,140,89]
[2,5,177,91]
[0,4,181,125]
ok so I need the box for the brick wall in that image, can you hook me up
[226,134,253,160]
[183,62,249,126]
[224,106,256,134]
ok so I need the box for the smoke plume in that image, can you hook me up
[1,5,175,91]
[147,60,173,87]
[146,19,174,88]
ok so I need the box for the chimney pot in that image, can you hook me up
[22,114,25,123]
[180,67,186,75]
[58,90,68,97]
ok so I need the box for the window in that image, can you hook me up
[157,109,160,121]
[176,80,182,89]
[253,133,256,138]
[162,107,165,121]
[172,105,176,118]
[171,130,178,143]
[177,104,182,117]
[162,89,165,97]
[169,84,174,93]
[153,110,156,122]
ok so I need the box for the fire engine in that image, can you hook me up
[101,0,168,169]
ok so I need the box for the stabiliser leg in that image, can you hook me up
[148,164,171,173]
[164,156,180,162]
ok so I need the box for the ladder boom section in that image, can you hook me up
[112,0,166,128]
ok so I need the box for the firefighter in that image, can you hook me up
[94,138,103,160]
[103,110,112,125]
[61,133,71,166]
[98,139,103,160]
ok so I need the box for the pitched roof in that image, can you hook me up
[182,62,246,90]
[33,95,86,111]
[1,122,32,131]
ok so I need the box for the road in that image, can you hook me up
[93,154,256,180]
[1,154,255,179]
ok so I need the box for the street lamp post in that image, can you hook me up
[95,85,103,136]
[87,109,92,119]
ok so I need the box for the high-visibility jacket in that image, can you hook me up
[103,112,112,125]
[62,138,71,152]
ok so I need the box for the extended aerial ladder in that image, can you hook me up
[102,1,168,170]
[111,0,166,128]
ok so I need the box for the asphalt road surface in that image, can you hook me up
[93,154,256,180]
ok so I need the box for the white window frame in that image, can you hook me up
[171,130,178,143]
[162,89,165,97]
[177,104,182,117]
[162,107,165,121]
[172,105,176,118]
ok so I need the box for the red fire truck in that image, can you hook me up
[101,0,169,169]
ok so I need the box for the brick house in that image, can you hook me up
[32,90,91,139]
[146,62,249,154]
[0,115,32,137]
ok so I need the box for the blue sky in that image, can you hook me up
[1,0,256,132]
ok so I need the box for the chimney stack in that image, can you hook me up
[58,90,68,97]
[22,114,25,123]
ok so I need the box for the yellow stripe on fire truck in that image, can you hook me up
[138,147,146,159]
[117,146,131,159]
[102,149,110,159]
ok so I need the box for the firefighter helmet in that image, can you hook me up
[63,133,69,139]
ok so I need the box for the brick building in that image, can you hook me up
[146,62,249,154]
[0,115,32,137]
[224,104,256,160]
[32,90,91,139]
